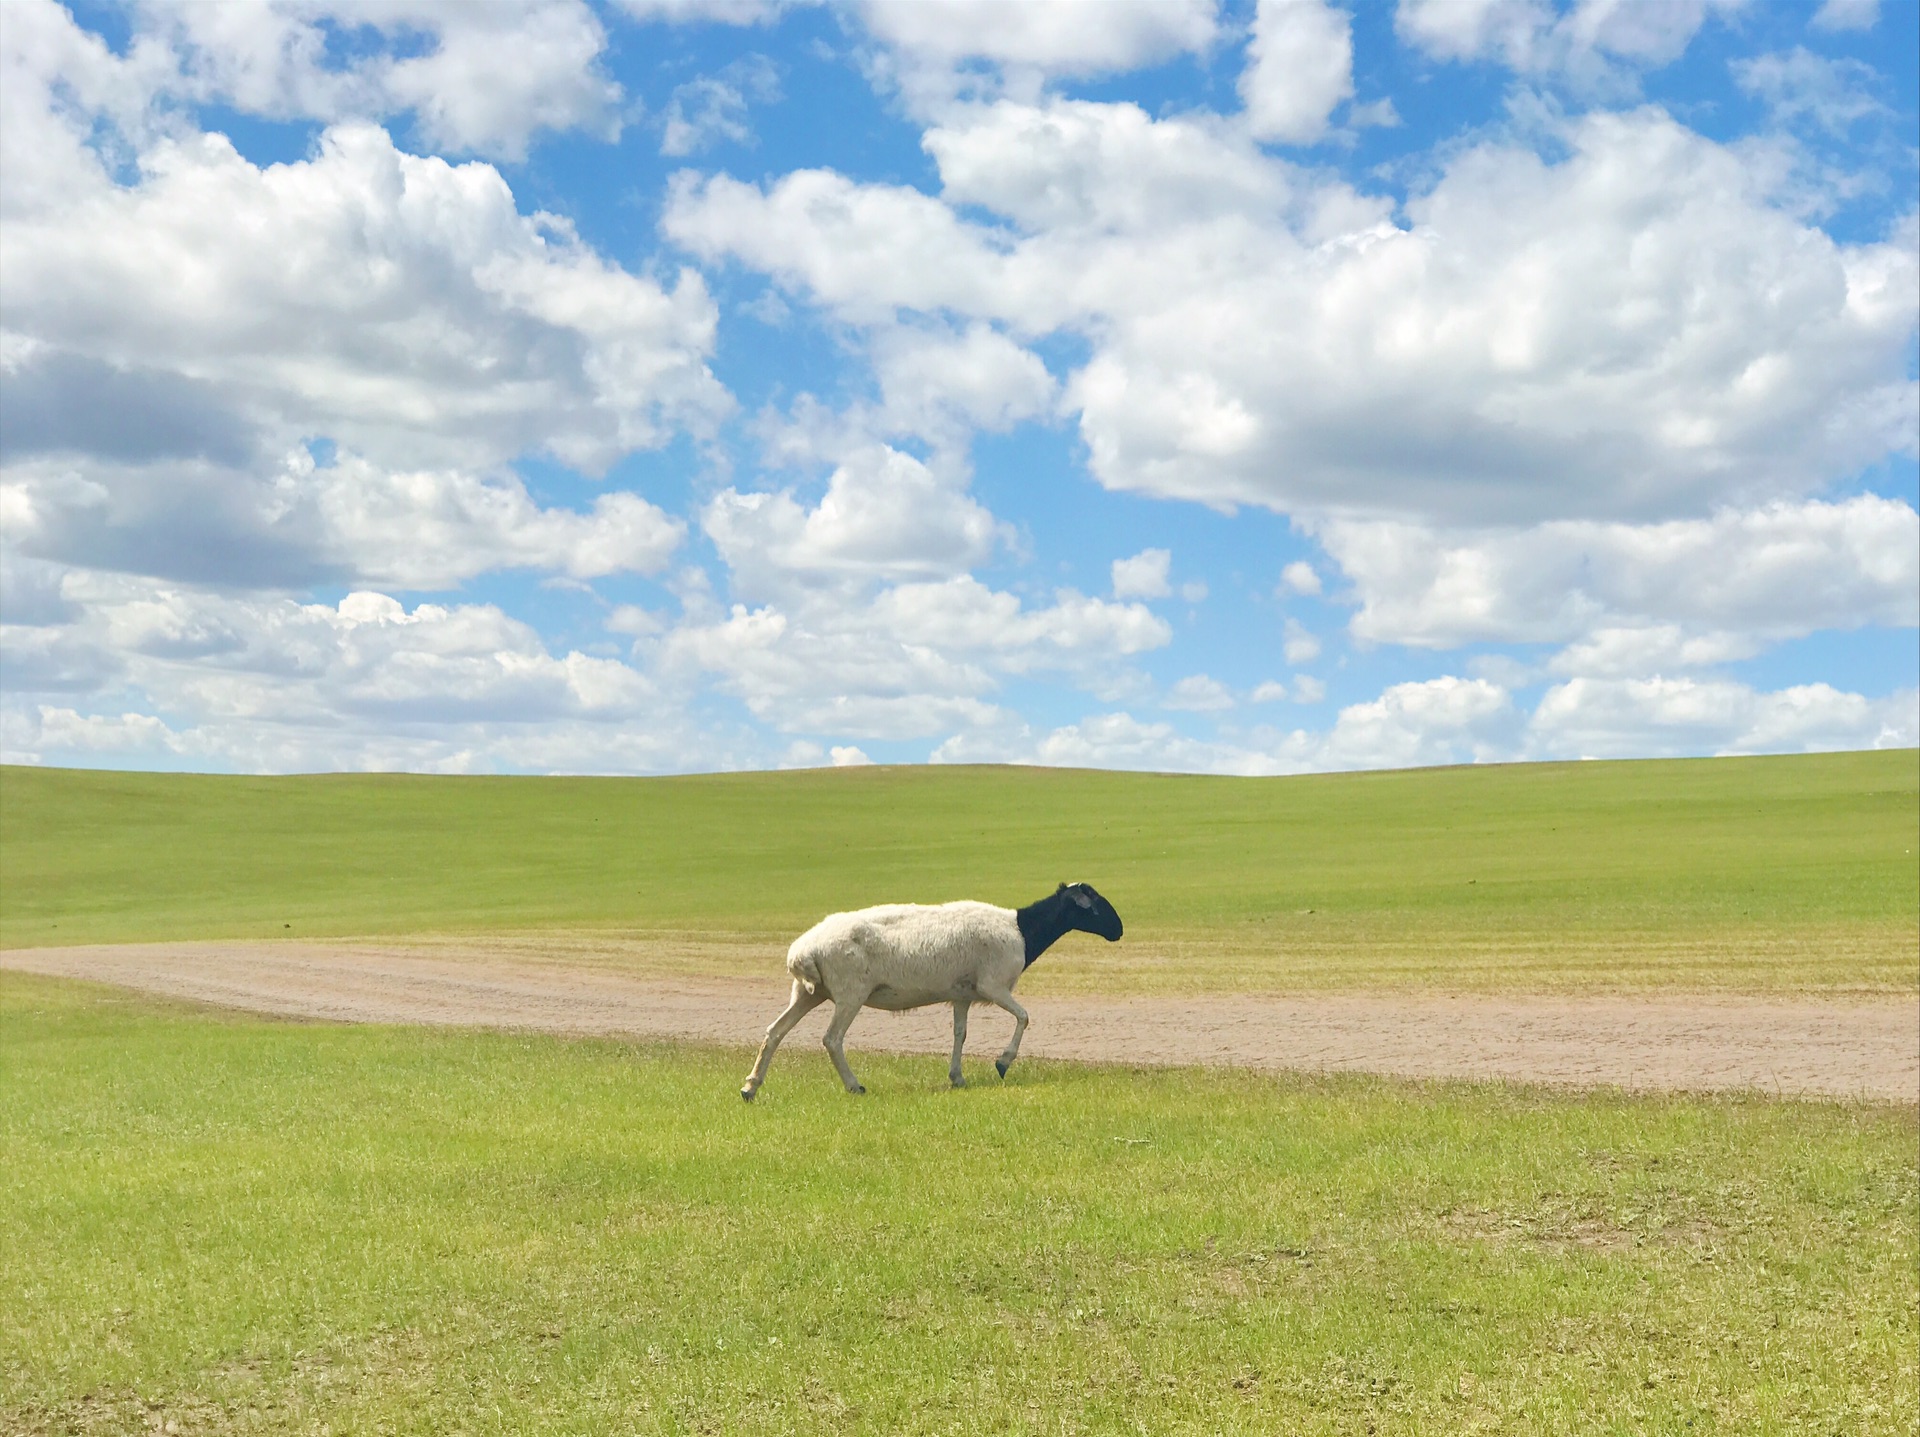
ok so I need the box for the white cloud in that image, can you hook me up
[829,743,873,766]
[1251,679,1288,703]
[661,571,1169,739]
[869,323,1058,442]
[1,448,685,592]
[666,164,1009,326]
[3,122,730,475]
[0,579,764,774]
[703,445,1004,597]
[1282,617,1321,664]
[1239,0,1353,145]
[854,0,1220,91]
[607,604,666,638]
[1291,674,1326,703]
[1111,547,1172,599]
[1733,48,1887,136]
[305,455,686,588]
[33,707,178,755]
[933,710,1276,775]
[870,578,1172,668]
[1165,674,1234,711]
[1278,560,1321,596]
[615,0,789,22]
[1318,675,1516,769]
[1545,625,1759,678]
[1324,496,1920,650]
[1528,676,1919,759]
[661,55,781,156]
[671,103,1917,526]
[1810,0,1879,33]
[1395,0,1743,75]
[924,95,1290,238]
[131,0,623,160]
[932,675,1516,774]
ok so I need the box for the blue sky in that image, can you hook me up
[1,0,1915,775]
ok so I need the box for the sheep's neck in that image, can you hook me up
[1015,893,1077,969]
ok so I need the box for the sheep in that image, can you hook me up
[740,881,1124,1099]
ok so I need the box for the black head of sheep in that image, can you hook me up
[1018,881,1124,965]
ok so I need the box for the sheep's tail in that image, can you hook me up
[787,947,822,996]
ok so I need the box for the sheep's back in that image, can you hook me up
[788,900,1021,996]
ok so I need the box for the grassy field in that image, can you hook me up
[3,974,1913,1436]
[2,751,1915,992]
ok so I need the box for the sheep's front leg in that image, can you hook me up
[741,979,824,1101]
[822,993,870,1094]
[980,986,1029,1078]
[949,1001,970,1088]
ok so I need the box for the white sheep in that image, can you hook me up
[740,882,1124,1098]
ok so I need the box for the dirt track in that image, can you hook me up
[5,941,1915,1103]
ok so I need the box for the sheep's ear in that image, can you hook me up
[1056,882,1068,893]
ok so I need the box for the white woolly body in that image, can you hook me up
[786,900,1024,1011]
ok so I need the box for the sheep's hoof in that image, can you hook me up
[848,1084,866,1095]
[995,1058,1010,1078]
[950,1075,967,1089]
[740,1086,755,1102]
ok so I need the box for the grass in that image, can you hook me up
[2,974,1914,1436]
[3,751,1916,993]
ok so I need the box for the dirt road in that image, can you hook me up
[5,941,1914,1102]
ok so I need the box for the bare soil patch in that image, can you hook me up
[4,940,1914,1102]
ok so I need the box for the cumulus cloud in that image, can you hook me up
[1278,560,1321,596]
[671,101,1916,525]
[1323,496,1920,649]
[932,710,1265,774]
[1311,675,1514,770]
[1239,0,1353,145]
[853,0,1220,106]
[1111,547,1172,599]
[661,55,781,155]
[3,122,729,475]
[932,675,1517,774]
[929,669,1911,776]
[1545,626,1760,678]
[1395,0,1743,76]
[2,0,624,163]
[1810,0,1879,33]
[703,445,1004,598]
[869,323,1059,441]
[664,574,1170,738]
[1528,676,1919,758]
[1282,618,1321,665]
[1165,674,1234,711]
[615,0,790,22]
[1,448,685,591]
[1733,48,1888,137]
[0,579,755,774]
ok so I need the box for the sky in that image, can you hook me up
[0,0,1915,777]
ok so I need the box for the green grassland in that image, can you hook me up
[3,751,1915,992]
[3,975,1913,1436]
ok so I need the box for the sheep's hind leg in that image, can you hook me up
[822,993,870,1094]
[741,980,823,1101]
[980,986,1029,1078]
[949,1001,970,1088]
